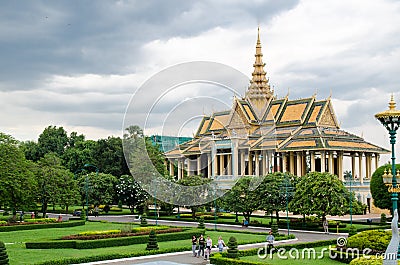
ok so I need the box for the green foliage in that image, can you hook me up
[37,126,69,158]
[348,225,358,236]
[146,230,159,250]
[76,173,117,207]
[80,209,86,221]
[271,221,278,236]
[220,176,263,223]
[289,172,349,219]
[26,218,57,223]
[349,256,385,265]
[116,175,148,213]
[0,220,85,232]
[141,213,148,227]
[227,236,239,259]
[0,241,9,265]
[347,230,390,252]
[32,247,190,265]
[210,253,264,265]
[198,217,205,229]
[0,133,37,217]
[78,230,121,236]
[26,229,204,249]
[370,164,400,211]
[380,213,387,225]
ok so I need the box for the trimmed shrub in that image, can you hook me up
[0,241,9,265]
[210,253,265,265]
[271,222,278,237]
[349,256,385,265]
[80,210,86,221]
[380,213,387,225]
[140,213,148,227]
[227,236,239,259]
[0,222,6,225]
[348,225,357,236]
[0,220,85,232]
[146,230,159,250]
[78,230,121,236]
[26,229,205,249]
[347,230,390,253]
[198,217,205,229]
[26,218,57,223]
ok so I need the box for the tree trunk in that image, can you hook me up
[42,201,48,218]
[66,205,69,214]
[275,210,280,222]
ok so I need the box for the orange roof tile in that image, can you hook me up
[280,103,307,122]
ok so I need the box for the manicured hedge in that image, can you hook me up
[0,220,85,232]
[33,247,190,265]
[210,253,266,265]
[26,229,205,249]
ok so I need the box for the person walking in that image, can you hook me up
[217,236,225,253]
[205,236,212,260]
[197,234,205,258]
[94,206,99,217]
[191,235,197,257]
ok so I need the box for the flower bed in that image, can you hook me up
[61,227,183,240]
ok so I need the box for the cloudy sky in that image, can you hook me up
[1,0,400,161]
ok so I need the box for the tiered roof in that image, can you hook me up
[166,29,388,158]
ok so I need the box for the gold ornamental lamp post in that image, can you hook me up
[375,95,400,261]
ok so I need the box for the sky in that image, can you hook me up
[1,0,400,162]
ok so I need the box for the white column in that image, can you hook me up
[351,153,356,178]
[321,152,326,173]
[249,152,253,175]
[227,154,232,175]
[282,153,287,173]
[220,155,225,175]
[169,160,174,176]
[240,150,245,175]
[178,159,182,179]
[359,153,364,184]
[207,154,212,178]
[261,150,267,175]
[289,152,295,174]
[328,152,334,174]
[375,153,379,172]
[310,151,315,172]
[296,152,302,176]
[338,152,344,181]
[255,151,260,176]
[197,155,202,176]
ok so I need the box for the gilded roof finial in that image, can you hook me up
[389,93,396,110]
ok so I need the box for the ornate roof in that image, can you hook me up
[165,29,388,157]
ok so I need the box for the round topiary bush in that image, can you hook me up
[227,236,238,259]
[146,230,159,250]
[0,241,9,265]
[348,225,357,236]
[271,221,279,236]
[140,213,148,227]
[197,217,205,229]
[347,230,390,253]
[380,213,387,225]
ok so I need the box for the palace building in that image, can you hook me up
[165,29,388,211]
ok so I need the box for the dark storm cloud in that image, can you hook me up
[0,0,299,92]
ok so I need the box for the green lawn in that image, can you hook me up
[0,222,269,265]
[241,246,343,264]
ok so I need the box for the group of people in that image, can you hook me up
[191,235,226,260]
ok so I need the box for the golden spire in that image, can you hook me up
[250,26,270,92]
[375,94,400,119]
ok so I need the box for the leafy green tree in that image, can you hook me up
[35,153,76,216]
[0,133,37,219]
[0,241,9,265]
[177,175,212,219]
[37,126,68,158]
[19,140,40,161]
[116,175,149,213]
[370,164,400,211]
[289,172,348,224]
[63,139,96,173]
[258,172,296,222]
[77,172,118,206]
[92,136,130,177]
[221,176,262,223]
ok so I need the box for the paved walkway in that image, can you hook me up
[74,215,342,265]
